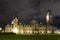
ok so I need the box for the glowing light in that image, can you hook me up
[0,28,2,30]
[46,12,49,23]
[12,28,19,34]
[54,30,60,34]
[41,31,44,33]
[21,31,23,34]
[34,31,38,33]
[27,30,30,33]
[11,21,14,24]
[2,31,4,32]
[30,31,32,33]
[47,31,51,33]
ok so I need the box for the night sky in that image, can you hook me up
[0,0,60,27]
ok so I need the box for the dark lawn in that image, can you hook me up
[0,34,60,40]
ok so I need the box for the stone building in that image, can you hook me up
[5,10,54,34]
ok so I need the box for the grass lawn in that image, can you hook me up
[0,34,60,40]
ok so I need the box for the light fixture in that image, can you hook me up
[12,28,19,34]
[0,28,2,30]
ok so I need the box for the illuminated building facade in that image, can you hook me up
[5,10,54,34]
[5,24,12,32]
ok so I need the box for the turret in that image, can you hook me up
[46,9,53,25]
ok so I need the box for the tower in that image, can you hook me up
[11,11,19,28]
[11,11,18,26]
[46,9,53,34]
[46,9,53,25]
[11,11,19,34]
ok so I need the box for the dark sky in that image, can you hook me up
[0,0,60,26]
